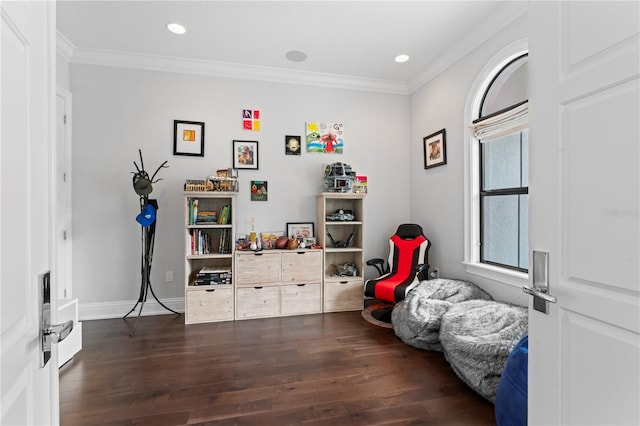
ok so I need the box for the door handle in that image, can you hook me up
[523,250,556,313]
[39,271,74,367]
[523,285,557,303]
[44,320,74,347]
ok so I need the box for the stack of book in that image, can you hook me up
[194,267,231,286]
[195,211,218,224]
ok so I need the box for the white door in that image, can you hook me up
[528,2,639,425]
[1,1,59,425]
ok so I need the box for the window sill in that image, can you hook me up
[462,261,529,289]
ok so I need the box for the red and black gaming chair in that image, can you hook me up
[364,224,430,319]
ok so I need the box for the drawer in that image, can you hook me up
[236,285,279,319]
[186,287,234,323]
[324,279,363,312]
[280,283,321,316]
[281,250,322,284]
[235,251,280,286]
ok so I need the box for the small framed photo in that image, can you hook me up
[285,135,301,155]
[174,120,205,157]
[250,180,268,201]
[233,140,259,169]
[423,128,447,169]
[286,222,315,239]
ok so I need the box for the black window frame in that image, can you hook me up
[478,128,528,272]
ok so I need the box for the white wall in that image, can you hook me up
[70,64,411,316]
[67,6,531,316]
[409,14,529,305]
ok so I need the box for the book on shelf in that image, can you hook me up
[217,204,231,225]
[218,228,232,254]
[195,211,218,224]
[189,229,213,255]
[188,199,199,225]
[193,266,231,286]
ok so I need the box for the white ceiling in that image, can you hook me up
[57,1,524,93]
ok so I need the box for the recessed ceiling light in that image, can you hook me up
[285,50,308,62]
[167,23,186,35]
[395,54,410,63]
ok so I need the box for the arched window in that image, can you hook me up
[463,42,529,286]
[473,53,529,272]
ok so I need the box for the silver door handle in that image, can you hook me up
[523,285,557,303]
[45,320,73,344]
[525,250,557,313]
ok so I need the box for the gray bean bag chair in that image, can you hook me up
[439,299,528,403]
[391,278,493,351]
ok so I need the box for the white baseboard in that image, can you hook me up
[79,297,185,320]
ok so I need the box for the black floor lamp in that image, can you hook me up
[124,150,179,336]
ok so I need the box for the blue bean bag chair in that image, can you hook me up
[495,334,528,426]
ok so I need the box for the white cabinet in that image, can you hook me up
[183,192,235,324]
[317,193,366,312]
[235,249,322,319]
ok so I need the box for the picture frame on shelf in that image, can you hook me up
[233,140,259,169]
[174,120,205,157]
[423,128,447,169]
[286,222,315,239]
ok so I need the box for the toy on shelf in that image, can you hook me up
[324,162,356,193]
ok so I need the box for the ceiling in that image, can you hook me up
[57,1,519,92]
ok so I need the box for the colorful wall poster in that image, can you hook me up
[250,180,268,201]
[305,122,344,153]
[243,109,261,131]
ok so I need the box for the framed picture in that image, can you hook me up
[285,135,301,155]
[423,128,447,169]
[286,222,314,239]
[174,120,205,157]
[233,140,259,169]
[250,180,268,201]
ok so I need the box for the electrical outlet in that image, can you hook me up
[430,267,440,279]
[166,271,174,282]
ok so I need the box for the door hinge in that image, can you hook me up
[63,230,67,240]
[63,114,67,124]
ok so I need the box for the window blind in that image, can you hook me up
[472,100,528,142]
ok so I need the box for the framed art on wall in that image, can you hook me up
[233,140,259,169]
[285,135,301,155]
[250,180,268,201]
[173,120,205,157]
[423,128,447,169]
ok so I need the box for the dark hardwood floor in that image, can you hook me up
[59,312,495,425]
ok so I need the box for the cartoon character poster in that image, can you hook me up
[250,180,268,201]
[305,122,344,153]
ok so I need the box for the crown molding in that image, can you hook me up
[68,47,410,95]
[408,1,528,93]
[58,1,526,97]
